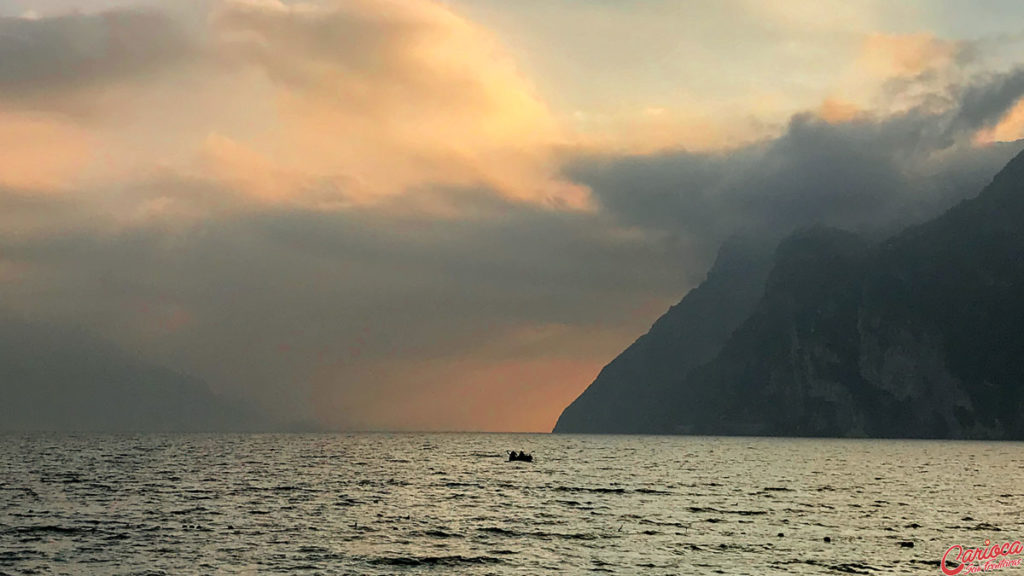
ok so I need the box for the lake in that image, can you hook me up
[1,433,1021,575]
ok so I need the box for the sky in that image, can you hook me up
[2,0,1024,431]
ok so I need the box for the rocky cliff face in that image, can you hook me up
[555,148,1024,439]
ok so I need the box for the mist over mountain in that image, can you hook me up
[555,147,1024,439]
[0,320,275,432]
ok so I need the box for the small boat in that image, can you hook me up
[508,450,533,462]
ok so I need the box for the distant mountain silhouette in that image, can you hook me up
[555,147,1024,439]
[0,320,271,432]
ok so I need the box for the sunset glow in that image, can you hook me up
[3,0,1024,431]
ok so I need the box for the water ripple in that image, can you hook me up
[0,434,1022,574]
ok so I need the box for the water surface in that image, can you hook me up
[1,434,1021,575]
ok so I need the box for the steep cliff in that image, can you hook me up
[553,237,774,433]
[555,148,1024,438]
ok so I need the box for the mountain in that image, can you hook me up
[555,147,1024,439]
[0,320,270,432]
[553,236,775,433]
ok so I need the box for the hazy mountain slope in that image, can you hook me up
[0,320,268,432]
[553,237,774,433]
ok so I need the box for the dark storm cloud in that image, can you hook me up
[568,68,1024,264]
[5,195,691,340]
[0,9,190,102]
[0,185,694,424]
[949,68,1024,135]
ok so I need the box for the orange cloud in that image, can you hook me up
[818,98,861,124]
[570,106,771,155]
[858,33,960,79]
[974,97,1024,145]
[822,32,966,117]
[198,133,319,205]
[0,110,94,191]
[207,0,591,211]
[0,1,593,219]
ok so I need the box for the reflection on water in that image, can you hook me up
[1,433,1021,574]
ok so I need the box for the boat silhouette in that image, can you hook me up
[507,450,533,462]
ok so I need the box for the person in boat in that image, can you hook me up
[509,450,518,461]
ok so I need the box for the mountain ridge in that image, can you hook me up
[554,146,1024,439]
[0,319,281,432]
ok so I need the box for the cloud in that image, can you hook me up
[0,189,690,429]
[814,32,972,119]
[205,0,589,209]
[817,98,862,124]
[950,68,1024,136]
[3,1,1024,432]
[569,69,1024,266]
[0,7,258,198]
[0,0,589,214]
[858,33,962,80]
[0,110,94,190]
[0,9,191,110]
[975,96,1024,144]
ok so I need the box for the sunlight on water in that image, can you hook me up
[1,434,1022,575]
